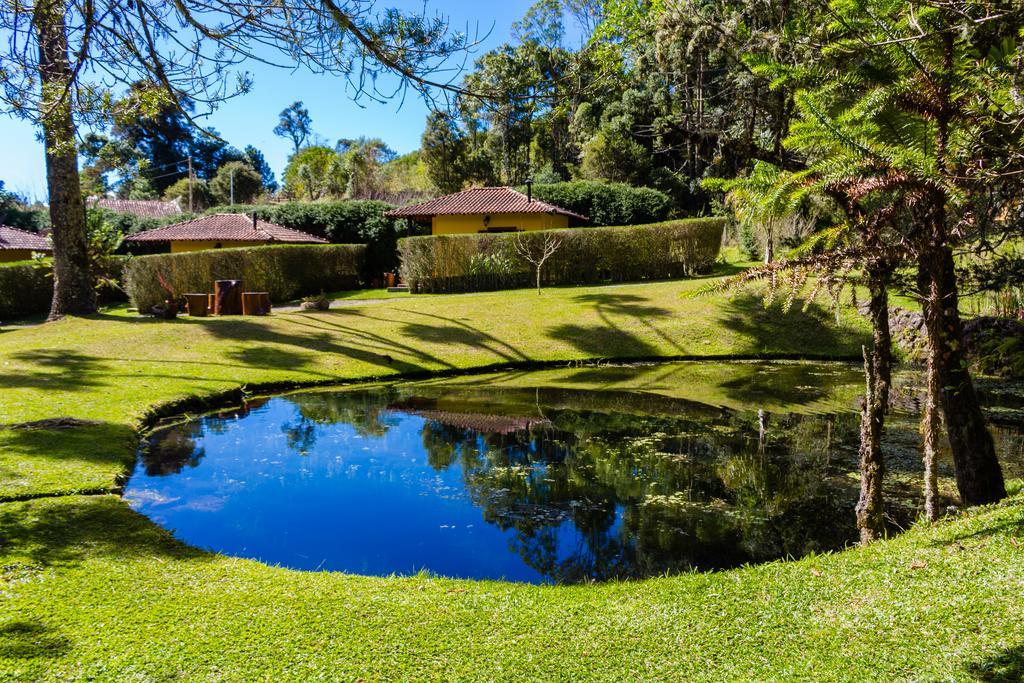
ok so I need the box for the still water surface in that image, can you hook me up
[125,362,1023,584]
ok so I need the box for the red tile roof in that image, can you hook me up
[0,225,51,252]
[125,214,328,244]
[385,186,587,221]
[89,197,183,218]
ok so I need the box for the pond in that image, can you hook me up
[124,362,1024,584]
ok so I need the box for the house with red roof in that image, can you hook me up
[385,186,586,235]
[125,213,327,253]
[0,225,52,262]
[88,197,184,219]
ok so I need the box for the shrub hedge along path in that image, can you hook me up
[1,276,1023,680]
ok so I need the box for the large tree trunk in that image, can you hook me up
[918,245,1005,505]
[34,0,96,319]
[855,263,892,543]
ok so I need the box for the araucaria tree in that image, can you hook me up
[767,0,1023,506]
[273,101,314,156]
[1,1,475,319]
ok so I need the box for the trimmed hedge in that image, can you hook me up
[124,244,366,312]
[399,218,726,294]
[205,201,421,275]
[0,262,53,320]
[524,181,672,226]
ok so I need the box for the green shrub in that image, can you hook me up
[525,181,672,226]
[123,244,366,312]
[205,200,419,276]
[398,218,725,294]
[0,262,52,320]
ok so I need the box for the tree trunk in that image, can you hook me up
[34,0,96,319]
[855,263,892,543]
[918,246,1005,505]
[922,351,941,522]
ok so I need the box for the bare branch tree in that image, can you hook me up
[513,231,561,295]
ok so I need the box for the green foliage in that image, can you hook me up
[0,262,52,320]
[209,162,263,205]
[527,180,672,226]
[273,101,313,154]
[0,182,48,231]
[282,146,347,200]
[123,244,366,312]
[163,177,215,212]
[398,218,725,293]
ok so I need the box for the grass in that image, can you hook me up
[1,491,1022,680]
[2,274,1022,679]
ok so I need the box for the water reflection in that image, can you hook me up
[126,362,1023,584]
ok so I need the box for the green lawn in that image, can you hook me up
[2,276,1022,680]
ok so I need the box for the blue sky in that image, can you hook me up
[0,1,539,202]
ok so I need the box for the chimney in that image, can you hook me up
[526,178,533,202]
[252,212,257,228]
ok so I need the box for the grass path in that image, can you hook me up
[3,276,1023,680]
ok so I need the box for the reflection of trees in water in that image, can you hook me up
[279,390,399,455]
[416,407,863,582]
[141,421,206,476]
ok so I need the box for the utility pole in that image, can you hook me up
[229,167,235,205]
[187,157,194,213]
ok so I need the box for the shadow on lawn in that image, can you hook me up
[0,495,207,568]
[0,621,70,660]
[966,643,1024,682]
[0,422,135,477]
[0,350,112,393]
[716,292,865,356]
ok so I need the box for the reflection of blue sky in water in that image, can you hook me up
[125,363,1024,584]
[128,400,603,583]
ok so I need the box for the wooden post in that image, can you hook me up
[184,293,209,317]
[242,291,271,316]
[214,280,243,315]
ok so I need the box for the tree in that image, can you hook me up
[1,2,476,318]
[274,101,313,155]
[421,111,467,193]
[514,232,562,294]
[341,137,396,199]
[210,162,263,205]
[760,0,1023,506]
[163,177,214,212]
[243,146,278,194]
[282,146,347,200]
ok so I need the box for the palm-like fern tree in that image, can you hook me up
[751,0,1023,507]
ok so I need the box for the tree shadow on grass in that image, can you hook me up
[0,423,137,496]
[0,621,70,660]
[0,495,208,568]
[716,292,867,357]
[191,317,432,375]
[0,350,111,393]
[965,644,1024,682]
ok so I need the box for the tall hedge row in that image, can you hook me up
[524,181,672,226]
[0,262,53,320]
[398,218,725,294]
[205,200,420,275]
[124,244,365,312]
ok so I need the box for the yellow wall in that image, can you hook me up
[170,240,266,253]
[431,213,569,235]
[0,249,37,262]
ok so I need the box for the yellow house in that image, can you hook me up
[0,225,51,262]
[126,213,327,253]
[385,186,586,235]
